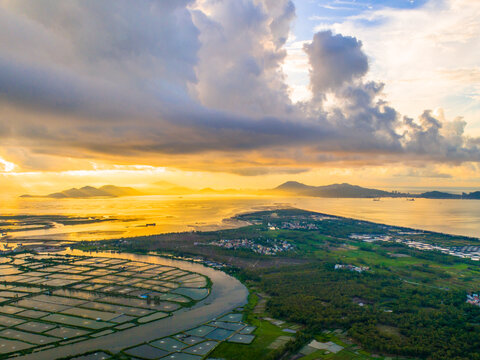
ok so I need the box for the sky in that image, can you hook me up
[1,0,480,195]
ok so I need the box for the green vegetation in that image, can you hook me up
[211,292,305,360]
[75,208,480,359]
[210,293,287,360]
[256,262,480,359]
[211,316,287,359]
[300,332,391,360]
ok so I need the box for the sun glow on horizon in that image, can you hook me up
[0,0,479,195]
[0,157,15,172]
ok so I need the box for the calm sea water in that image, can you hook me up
[1,195,480,240]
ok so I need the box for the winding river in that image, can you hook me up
[16,250,249,360]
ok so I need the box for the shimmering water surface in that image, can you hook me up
[1,195,480,240]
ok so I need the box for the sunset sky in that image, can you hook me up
[1,0,480,195]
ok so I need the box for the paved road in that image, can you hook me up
[16,252,249,360]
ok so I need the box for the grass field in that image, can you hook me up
[299,332,402,360]
[209,292,287,360]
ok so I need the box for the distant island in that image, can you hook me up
[273,181,480,199]
[21,185,142,199]
[20,181,480,200]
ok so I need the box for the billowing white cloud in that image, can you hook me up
[324,0,480,133]
[191,0,295,117]
[0,0,479,174]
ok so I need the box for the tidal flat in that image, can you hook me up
[3,195,480,243]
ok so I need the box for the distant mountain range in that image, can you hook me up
[273,181,480,199]
[274,181,391,198]
[20,181,480,200]
[419,190,480,199]
[21,185,142,199]
[20,182,245,199]
[151,181,246,195]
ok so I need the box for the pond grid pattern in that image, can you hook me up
[0,253,209,357]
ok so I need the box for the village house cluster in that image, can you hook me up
[271,221,319,230]
[265,214,338,231]
[334,264,370,273]
[467,293,480,306]
[349,234,480,261]
[447,246,480,261]
[208,238,294,255]
[349,234,392,243]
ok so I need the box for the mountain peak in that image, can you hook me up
[21,185,142,199]
[274,181,390,198]
[275,181,310,190]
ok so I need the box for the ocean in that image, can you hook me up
[1,195,479,241]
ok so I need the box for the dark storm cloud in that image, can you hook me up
[0,55,135,118]
[305,30,369,96]
[402,111,480,162]
[1,0,480,170]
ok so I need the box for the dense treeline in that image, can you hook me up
[249,262,480,360]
